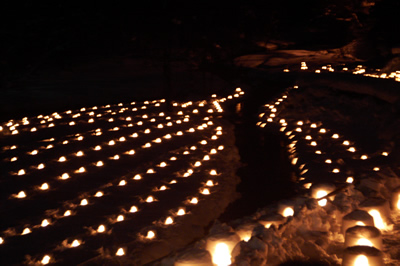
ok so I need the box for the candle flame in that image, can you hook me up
[201,188,210,195]
[41,255,51,265]
[18,169,26,175]
[16,191,26,198]
[190,197,198,204]
[316,190,328,206]
[165,217,173,225]
[146,196,154,203]
[61,173,70,180]
[40,183,49,190]
[354,255,369,266]
[22,228,31,235]
[97,224,106,233]
[283,207,294,217]
[146,230,155,239]
[41,219,50,227]
[177,208,186,216]
[116,248,125,256]
[71,239,81,247]
[212,243,231,266]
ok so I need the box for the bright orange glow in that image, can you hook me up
[71,239,81,247]
[368,210,385,230]
[129,206,138,213]
[41,255,51,265]
[165,217,173,225]
[190,197,198,204]
[356,238,373,247]
[316,190,328,206]
[354,255,369,266]
[212,243,231,266]
[177,208,186,216]
[283,207,294,217]
[146,230,155,239]
[116,248,125,256]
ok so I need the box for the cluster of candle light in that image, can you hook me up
[283,61,400,82]
[254,82,400,265]
[0,88,244,264]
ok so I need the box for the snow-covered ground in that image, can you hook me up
[157,64,400,265]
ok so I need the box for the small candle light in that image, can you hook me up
[129,206,138,213]
[71,239,81,247]
[16,191,26,198]
[18,169,25,175]
[41,255,51,265]
[190,197,198,204]
[201,188,210,195]
[39,183,49,190]
[146,230,156,239]
[165,217,174,225]
[22,228,31,235]
[41,219,50,227]
[210,170,217,175]
[116,248,125,256]
[342,246,383,266]
[60,173,70,180]
[177,208,186,216]
[95,191,103,197]
[146,196,154,203]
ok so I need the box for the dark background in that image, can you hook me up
[1,0,400,89]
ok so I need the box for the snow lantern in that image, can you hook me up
[341,210,375,235]
[174,248,213,266]
[311,183,335,207]
[344,226,383,250]
[342,246,383,266]
[206,232,240,266]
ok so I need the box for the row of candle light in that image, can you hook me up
[256,82,397,265]
[0,88,243,139]
[283,61,400,83]
[0,88,244,265]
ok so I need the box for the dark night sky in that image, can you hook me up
[1,0,400,86]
